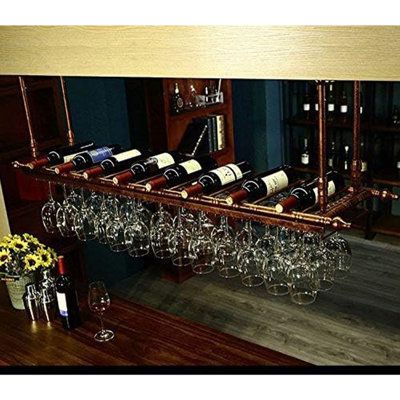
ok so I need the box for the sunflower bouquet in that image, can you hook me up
[0,233,57,280]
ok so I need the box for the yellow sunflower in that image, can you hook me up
[47,247,58,262]
[23,233,40,245]
[0,249,11,267]
[9,237,29,253]
[23,254,41,271]
[36,248,53,268]
[1,234,13,246]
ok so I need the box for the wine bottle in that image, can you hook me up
[275,171,345,213]
[112,151,187,185]
[302,83,311,119]
[82,149,150,179]
[327,83,335,121]
[27,141,95,170]
[225,165,296,205]
[171,83,184,114]
[301,137,310,166]
[340,89,348,117]
[145,155,217,191]
[328,141,338,169]
[55,256,81,330]
[54,144,122,174]
[181,161,253,199]
[343,145,351,173]
[361,141,368,172]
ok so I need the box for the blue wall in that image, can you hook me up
[65,78,145,286]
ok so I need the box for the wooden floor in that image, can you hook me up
[112,235,400,366]
[0,285,306,367]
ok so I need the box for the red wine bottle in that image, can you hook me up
[225,165,296,205]
[181,161,253,199]
[82,149,151,179]
[54,144,122,174]
[55,256,81,330]
[275,170,345,213]
[112,151,187,184]
[145,155,217,191]
[27,141,95,170]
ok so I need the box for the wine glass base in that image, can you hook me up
[192,263,214,275]
[218,267,240,279]
[241,275,264,287]
[318,279,334,292]
[94,329,114,342]
[172,256,193,268]
[153,250,173,259]
[128,248,150,258]
[290,292,317,306]
[110,244,127,252]
[266,283,289,296]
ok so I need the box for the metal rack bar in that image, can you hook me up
[59,77,75,146]
[317,80,327,212]
[351,80,362,189]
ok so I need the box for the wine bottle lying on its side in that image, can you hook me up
[275,170,345,213]
[145,155,217,191]
[82,149,152,179]
[112,151,188,185]
[180,161,253,199]
[225,165,296,205]
[54,144,122,174]
[27,141,95,170]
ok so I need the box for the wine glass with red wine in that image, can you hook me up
[88,281,114,342]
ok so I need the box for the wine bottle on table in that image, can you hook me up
[225,165,296,205]
[55,256,81,330]
[181,161,253,199]
[27,141,95,170]
[54,144,122,174]
[82,149,151,179]
[275,170,345,213]
[145,155,217,191]
[112,151,188,185]
[301,137,310,166]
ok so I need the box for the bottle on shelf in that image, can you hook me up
[328,141,338,169]
[145,155,217,192]
[275,170,345,213]
[112,151,187,185]
[300,137,310,166]
[171,83,184,114]
[82,149,150,180]
[361,141,368,172]
[343,145,351,173]
[313,83,319,117]
[327,82,335,122]
[225,165,296,205]
[55,256,81,330]
[391,106,399,126]
[204,86,209,104]
[302,83,311,120]
[54,144,122,174]
[339,89,349,120]
[186,84,198,109]
[181,161,253,199]
[360,87,364,116]
[27,141,95,170]
[396,149,400,178]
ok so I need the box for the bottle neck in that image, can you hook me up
[57,256,67,276]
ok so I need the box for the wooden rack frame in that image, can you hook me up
[12,76,399,234]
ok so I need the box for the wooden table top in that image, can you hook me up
[0,285,308,368]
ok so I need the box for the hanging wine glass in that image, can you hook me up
[211,216,235,243]
[235,220,259,250]
[135,200,152,228]
[325,232,352,280]
[73,189,97,241]
[150,204,173,259]
[124,208,150,258]
[56,185,77,237]
[310,233,334,292]
[189,213,215,275]
[169,207,193,267]
[41,182,61,234]
[106,196,127,252]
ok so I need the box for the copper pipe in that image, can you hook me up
[351,81,362,189]
[59,77,75,146]
[18,77,38,158]
[324,189,371,218]
[317,80,327,212]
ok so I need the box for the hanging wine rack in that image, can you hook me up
[12,78,399,234]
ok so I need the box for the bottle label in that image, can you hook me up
[56,292,68,317]
[328,104,335,112]
[114,149,141,163]
[152,153,175,168]
[360,106,363,115]
[344,161,349,170]
[88,147,113,163]
[340,105,348,113]
[212,164,243,185]
[315,104,319,111]
[328,158,333,167]
[312,180,336,204]
[303,103,310,111]
[397,161,400,169]
[261,170,289,195]
[63,151,86,163]
[361,161,368,172]
[301,154,309,165]
[180,159,202,174]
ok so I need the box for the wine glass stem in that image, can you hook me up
[98,313,105,333]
